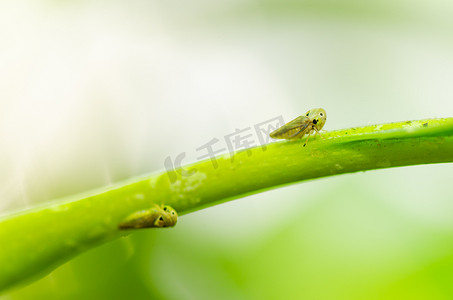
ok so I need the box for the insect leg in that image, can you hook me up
[314,127,325,139]
[303,133,311,147]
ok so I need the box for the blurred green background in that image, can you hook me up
[1,0,453,299]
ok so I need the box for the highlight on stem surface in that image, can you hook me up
[270,108,327,146]
[118,204,178,229]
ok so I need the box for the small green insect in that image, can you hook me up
[118,204,178,229]
[270,108,327,146]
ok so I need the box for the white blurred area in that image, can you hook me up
[0,0,452,240]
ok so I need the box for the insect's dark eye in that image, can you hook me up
[320,113,323,116]
[159,216,164,221]
[313,119,318,125]
[306,113,309,116]
[163,207,167,211]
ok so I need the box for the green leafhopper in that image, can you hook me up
[270,108,327,146]
[118,204,178,229]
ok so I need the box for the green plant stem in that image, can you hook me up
[1,118,452,292]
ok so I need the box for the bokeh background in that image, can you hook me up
[1,0,453,299]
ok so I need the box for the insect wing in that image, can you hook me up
[270,116,310,139]
[118,207,161,229]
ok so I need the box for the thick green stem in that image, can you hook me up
[0,118,452,292]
